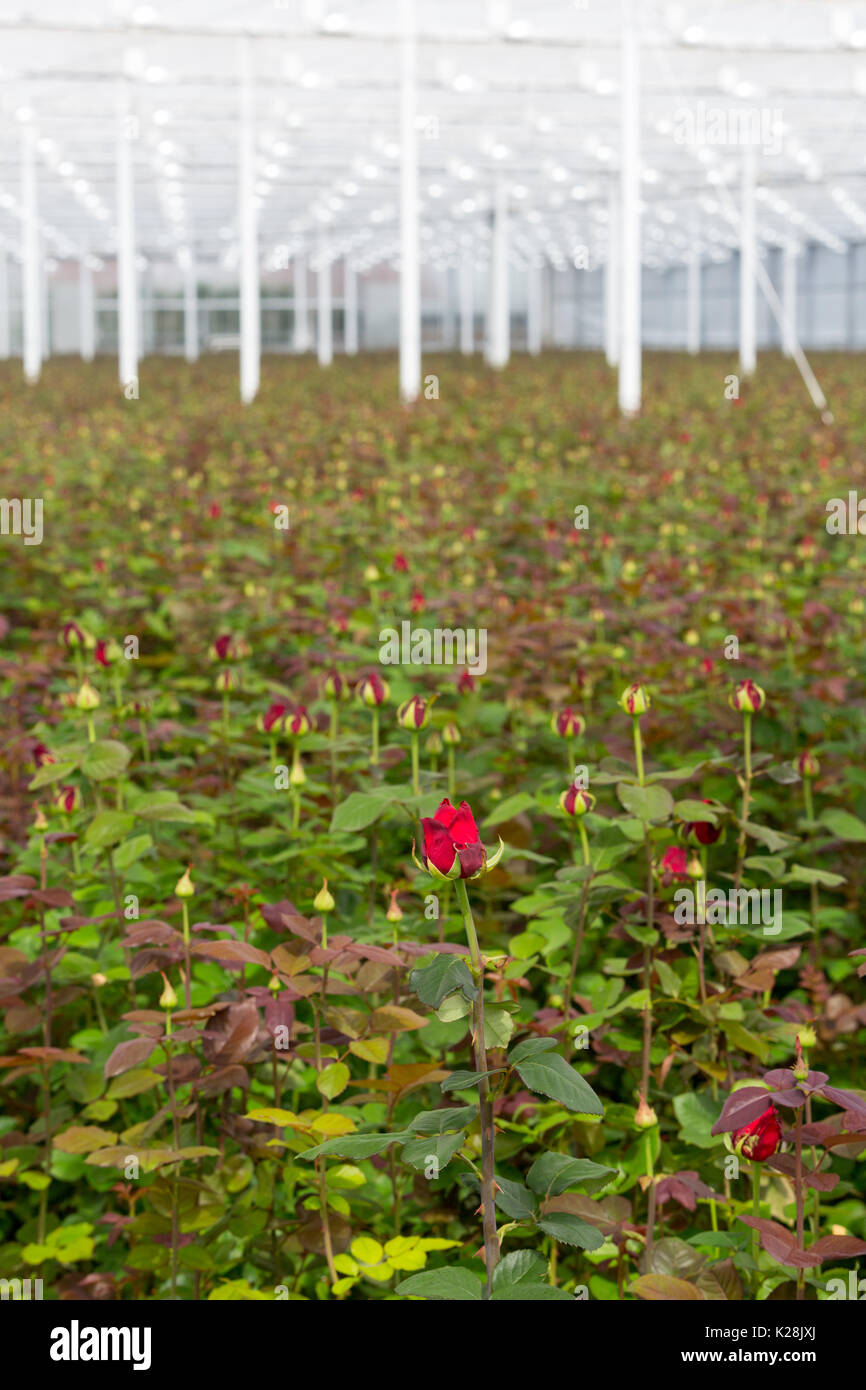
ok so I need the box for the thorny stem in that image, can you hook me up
[455,878,499,1296]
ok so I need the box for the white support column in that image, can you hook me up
[527,259,542,356]
[487,180,510,368]
[43,254,52,358]
[0,252,9,359]
[21,126,41,384]
[238,40,260,404]
[293,253,311,351]
[605,184,620,367]
[183,251,199,363]
[459,249,474,354]
[619,0,641,414]
[739,143,757,377]
[79,250,95,361]
[781,243,797,358]
[317,244,333,366]
[399,0,421,400]
[344,255,358,354]
[116,84,138,391]
[687,249,701,355]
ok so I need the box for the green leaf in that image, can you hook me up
[84,811,135,851]
[489,1250,569,1301]
[401,1131,466,1171]
[316,1063,350,1100]
[298,1131,414,1162]
[113,834,153,871]
[507,1037,558,1066]
[330,791,392,833]
[513,1052,604,1115]
[409,954,477,1009]
[493,1176,538,1221]
[481,793,536,828]
[673,800,720,824]
[819,808,866,843]
[492,1281,575,1300]
[526,1153,615,1197]
[539,1213,605,1250]
[654,958,681,998]
[672,1091,722,1149]
[786,864,846,888]
[28,759,78,790]
[80,740,131,782]
[483,1004,516,1051]
[105,1067,162,1099]
[616,782,674,823]
[440,1069,504,1092]
[407,1105,477,1135]
[395,1268,484,1301]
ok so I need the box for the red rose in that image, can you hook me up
[208,502,221,519]
[393,552,409,573]
[94,641,110,668]
[214,634,234,661]
[420,799,486,880]
[681,800,722,846]
[410,587,425,614]
[731,1104,782,1162]
[261,701,290,734]
[456,671,476,695]
[661,846,689,879]
[33,743,55,768]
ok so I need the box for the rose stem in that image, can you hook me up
[455,877,500,1296]
[410,730,420,796]
[734,710,752,892]
[795,1109,805,1300]
[751,1161,761,1292]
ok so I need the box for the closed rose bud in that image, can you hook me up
[33,805,49,832]
[60,621,85,649]
[215,669,234,693]
[313,879,335,913]
[32,743,55,768]
[412,797,504,881]
[75,679,100,711]
[798,1025,817,1049]
[95,639,122,668]
[175,866,195,898]
[793,1034,809,1081]
[54,785,80,814]
[426,730,443,755]
[213,634,234,661]
[410,587,425,614]
[456,671,476,696]
[159,972,178,1010]
[363,564,381,584]
[289,753,307,786]
[284,706,311,738]
[386,889,403,923]
[686,852,703,879]
[258,700,289,734]
[618,682,650,716]
[393,551,409,573]
[729,679,766,713]
[560,784,595,816]
[442,721,461,746]
[323,670,349,701]
[551,707,586,739]
[356,672,389,706]
[635,1094,658,1129]
[91,972,108,988]
[397,695,430,730]
[679,799,723,847]
[730,1104,782,1161]
[795,750,819,779]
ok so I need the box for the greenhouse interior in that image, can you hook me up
[1,0,866,1337]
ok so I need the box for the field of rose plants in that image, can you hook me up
[1,349,866,1304]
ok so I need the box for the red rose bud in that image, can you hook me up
[397,695,430,731]
[258,701,290,734]
[795,750,819,779]
[60,621,85,649]
[208,502,221,520]
[456,671,476,696]
[560,784,595,816]
[793,1034,809,1081]
[284,706,312,738]
[393,551,409,573]
[215,669,234,693]
[729,679,766,713]
[386,888,403,923]
[323,670,349,701]
[442,721,461,746]
[635,1094,658,1129]
[731,1105,782,1161]
[33,743,56,768]
[679,799,723,846]
[410,587,425,615]
[551,707,586,739]
[356,672,389,706]
[95,638,122,668]
[414,798,503,881]
[213,634,234,661]
[618,682,650,716]
[55,785,81,814]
